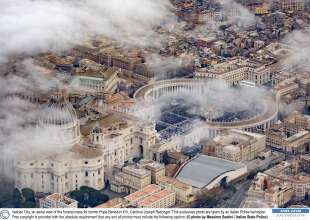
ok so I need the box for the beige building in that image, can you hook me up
[255,3,271,15]
[211,130,266,162]
[243,173,294,208]
[14,94,157,194]
[149,138,184,163]
[15,94,104,194]
[110,165,151,193]
[137,189,175,208]
[266,121,310,155]
[196,58,272,87]
[124,184,162,207]
[288,175,310,201]
[285,112,310,130]
[196,58,254,86]
[264,161,310,201]
[68,58,120,93]
[273,80,299,102]
[278,0,305,11]
[157,176,195,204]
[300,154,310,173]
[265,184,294,207]
[123,184,175,208]
[39,193,78,208]
[81,112,157,178]
[248,65,272,86]
[15,145,105,194]
[138,160,165,184]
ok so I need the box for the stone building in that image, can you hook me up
[138,160,166,184]
[124,184,161,207]
[137,189,175,208]
[195,58,255,86]
[300,155,310,173]
[243,173,294,208]
[14,94,157,194]
[264,161,310,201]
[123,184,176,208]
[277,0,305,11]
[266,120,310,155]
[196,58,272,87]
[157,176,195,204]
[15,144,105,194]
[248,65,272,86]
[14,94,104,194]
[210,129,266,162]
[39,193,78,208]
[110,165,151,194]
[81,112,157,178]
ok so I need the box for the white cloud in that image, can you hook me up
[145,53,193,79]
[281,28,310,71]
[0,0,175,62]
[220,0,258,29]
[0,0,176,177]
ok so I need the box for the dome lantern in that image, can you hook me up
[90,125,104,145]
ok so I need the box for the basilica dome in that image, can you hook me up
[39,92,81,147]
[41,93,77,125]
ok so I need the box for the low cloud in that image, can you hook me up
[220,0,258,29]
[0,0,176,178]
[0,60,68,177]
[187,0,259,40]
[0,0,175,63]
[281,28,310,71]
[145,53,193,79]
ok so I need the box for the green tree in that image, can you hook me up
[70,190,85,204]
[70,186,109,207]
[12,188,23,208]
[21,188,35,202]
[227,185,237,193]
[206,196,217,208]
[88,190,108,207]
[162,151,169,165]
[219,24,227,31]
[220,177,228,189]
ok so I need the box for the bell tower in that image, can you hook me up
[90,126,104,145]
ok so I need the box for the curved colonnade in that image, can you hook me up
[134,78,279,137]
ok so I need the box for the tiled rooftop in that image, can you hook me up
[137,189,174,207]
[125,184,161,202]
[95,198,123,208]
[158,176,192,191]
[45,193,76,205]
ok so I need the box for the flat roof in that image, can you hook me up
[285,130,309,142]
[157,176,192,191]
[176,155,245,188]
[45,193,76,205]
[95,198,123,208]
[138,189,174,207]
[122,165,151,178]
[223,145,240,152]
[125,184,161,202]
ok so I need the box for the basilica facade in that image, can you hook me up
[14,93,157,194]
